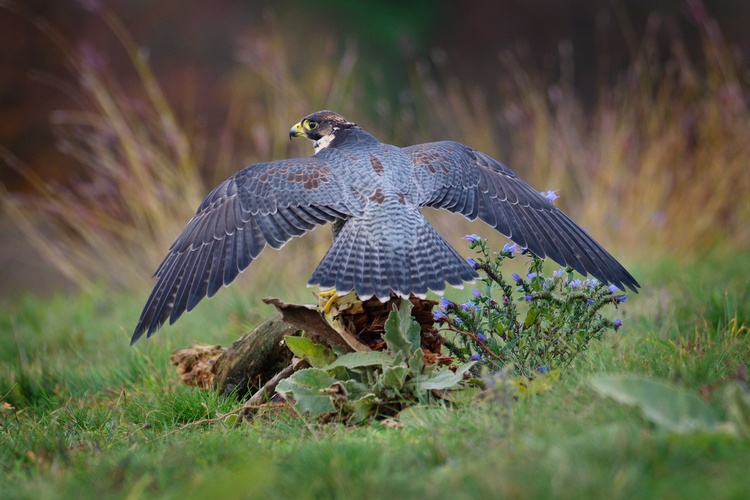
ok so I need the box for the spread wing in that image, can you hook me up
[132,158,362,343]
[404,141,640,293]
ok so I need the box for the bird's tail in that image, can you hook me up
[309,208,478,300]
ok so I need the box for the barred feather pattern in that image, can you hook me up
[309,202,477,301]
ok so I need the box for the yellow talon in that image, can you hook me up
[319,289,339,314]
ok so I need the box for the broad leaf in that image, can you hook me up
[276,368,336,416]
[589,374,718,432]
[407,349,423,377]
[339,379,374,400]
[434,386,482,404]
[410,362,476,392]
[325,351,394,370]
[383,301,421,357]
[380,365,409,391]
[348,393,379,424]
[284,336,336,368]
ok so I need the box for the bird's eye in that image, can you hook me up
[307,120,319,130]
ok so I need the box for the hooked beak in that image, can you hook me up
[289,122,305,140]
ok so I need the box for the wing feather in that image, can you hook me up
[132,158,361,343]
[404,141,639,292]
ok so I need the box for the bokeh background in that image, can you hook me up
[1,0,749,300]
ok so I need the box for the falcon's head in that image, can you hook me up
[289,111,357,153]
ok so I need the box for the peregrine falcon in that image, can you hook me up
[132,110,639,344]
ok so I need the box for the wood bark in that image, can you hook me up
[211,314,297,398]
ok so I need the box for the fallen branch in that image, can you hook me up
[245,358,311,407]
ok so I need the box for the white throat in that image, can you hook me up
[313,127,338,153]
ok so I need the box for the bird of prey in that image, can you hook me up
[132,110,638,344]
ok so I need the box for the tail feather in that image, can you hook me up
[309,209,477,300]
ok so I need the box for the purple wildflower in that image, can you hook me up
[503,296,510,304]
[502,242,518,254]
[476,333,487,342]
[616,295,628,303]
[586,278,599,289]
[460,302,473,311]
[587,299,596,305]
[463,234,480,243]
[552,268,565,279]
[569,279,582,289]
[511,273,522,284]
[607,284,619,294]
[471,288,481,298]
[540,190,559,203]
[525,295,534,302]
[527,272,537,280]
[470,353,482,362]
[439,297,452,311]
[537,365,550,374]
[433,310,447,321]
[467,257,479,269]
[614,319,623,329]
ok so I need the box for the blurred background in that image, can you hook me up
[1,0,749,300]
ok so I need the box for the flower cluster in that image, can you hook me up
[434,234,630,377]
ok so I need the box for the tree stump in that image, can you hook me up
[171,294,448,401]
[211,314,297,398]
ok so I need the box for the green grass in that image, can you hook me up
[2,254,749,499]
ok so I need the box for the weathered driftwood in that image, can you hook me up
[211,314,297,398]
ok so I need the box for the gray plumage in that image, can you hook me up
[132,110,639,344]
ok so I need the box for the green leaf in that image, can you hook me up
[276,368,336,416]
[380,365,409,390]
[325,351,394,370]
[339,379,373,400]
[410,362,476,392]
[407,349,423,377]
[588,374,718,432]
[523,308,540,328]
[223,414,239,426]
[434,386,482,404]
[284,336,336,368]
[383,300,421,357]
[347,393,379,424]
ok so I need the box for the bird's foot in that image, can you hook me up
[318,289,339,314]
